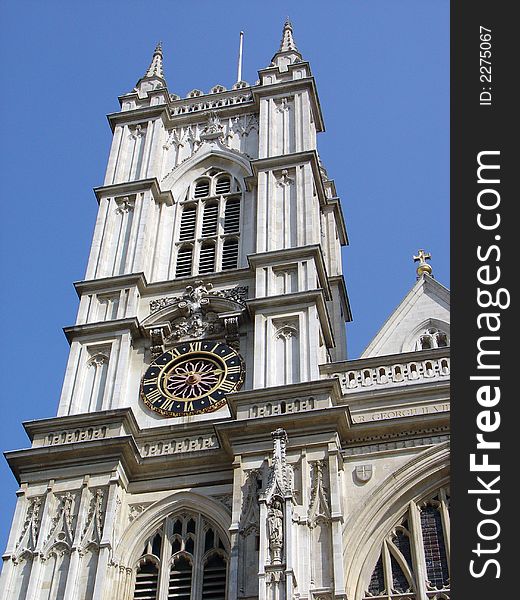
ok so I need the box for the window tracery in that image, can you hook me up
[414,328,449,351]
[133,512,228,600]
[363,487,450,600]
[174,170,241,278]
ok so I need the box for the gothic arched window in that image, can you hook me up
[133,513,228,600]
[414,327,450,351]
[174,170,241,277]
[363,487,450,600]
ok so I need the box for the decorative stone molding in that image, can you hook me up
[345,426,449,447]
[231,114,259,137]
[44,492,75,555]
[45,425,108,446]
[128,503,152,523]
[275,168,294,188]
[145,282,248,352]
[13,496,42,561]
[170,90,253,117]
[167,310,223,342]
[147,324,171,359]
[308,461,331,527]
[274,321,298,340]
[212,494,233,513]
[201,111,224,140]
[87,351,110,369]
[343,435,450,457]
[140,433,219,457]
[80,489,104,552]
[150,283,248,313]
[114,195,136,214]
[249,396,315,418]
[129,124,145,140]
[264,428,292,503]
[276,97,292,113]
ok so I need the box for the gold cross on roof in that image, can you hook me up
[413,249,433,277]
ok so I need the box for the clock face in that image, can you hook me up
[140,341,245,416]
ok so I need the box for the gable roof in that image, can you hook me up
[361,274,450,358]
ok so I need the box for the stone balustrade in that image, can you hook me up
[170,91,253,116]
[322,349,450,394]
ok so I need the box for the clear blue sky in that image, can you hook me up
[0,1,449,553]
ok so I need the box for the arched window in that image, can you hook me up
[363,487,450,600]
[173,170,241,278]
[199,242,216,274]
[414,327,450,351]
[221,238,239,271]
[133,513,228,600]
[194,179,210,198]
[202,553,227,600]
[176,245,194,278]
[169,555,193,600]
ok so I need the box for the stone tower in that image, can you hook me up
[1,20,451,600]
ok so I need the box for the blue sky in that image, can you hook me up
[0,1,449,553]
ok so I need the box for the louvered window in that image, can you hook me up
[215,176,231,195]
[202,554,227,600]
[169,556,192,600]
[194,180,210,198]
[222,239,239,270]
[199,243,216,274]
[134,560,159,600]
[179,206,197,241]
[176,246,193,278]
[202,203,218,237]
[224,198,240,233]
[173,171,241,278]
[133,513,228,600]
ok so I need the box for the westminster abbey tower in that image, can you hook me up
[1,21,451,600]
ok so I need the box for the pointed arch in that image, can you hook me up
[401,317,451,353]
[344,442,450,600]
[114,491,231,569]
[161,144,252,200]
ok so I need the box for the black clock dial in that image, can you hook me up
[140,341,244,416]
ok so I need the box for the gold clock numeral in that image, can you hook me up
[190,341,203,352]
[160,397,175,411]
[184,400,194,412]
[219,380,237,393]
[226,365,242,374]
[142,377,158,386]
[146,388,163,404]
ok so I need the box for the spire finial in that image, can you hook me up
[279,17,298,53]
[413,249,433,278]
[144,41,164,79]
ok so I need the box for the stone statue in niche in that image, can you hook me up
[267,498,284,564]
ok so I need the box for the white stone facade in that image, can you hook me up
[0,22,450,600]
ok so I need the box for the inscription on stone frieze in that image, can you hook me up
[45,426,108,446]
[141,434,219,457]
[351,402,450,423]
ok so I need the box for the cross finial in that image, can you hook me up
[413,249,433,278]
